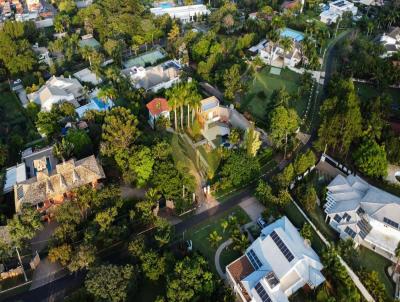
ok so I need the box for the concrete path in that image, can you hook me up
[215,239,233,280]
[239,197,265,222]
[290,196,375,302]
[30,258,65,290]
[31,221,58,255]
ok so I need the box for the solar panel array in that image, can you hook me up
[356,207,365,217]
[334,0,346,7]
[333,214,342,223]
[342,213,351,222]
[357,218,372,239]
[247,249,262,270]
[383,217,399,229]
[265,271,279,288]
[270,231,294,262]
[344,226,356,239]
[255,282,272,302]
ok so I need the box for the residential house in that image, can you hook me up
[73,68,102,85]
[324,173,400,261]
[21,145,58,178]
[150,4,210,23]
[226,216,325,302]
[33,44,53,66]
[13,155,105,215]
[146,98,170,129]
[319,0,358,24]
[26,0,41,11]
[3,163,27,194]
[197,96,251,148]
[28,76,84,112]
[379,27,400,58]
[280,0,302,12]
[122,60,181,93]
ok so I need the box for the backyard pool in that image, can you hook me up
[280,28,305,42]
[159,2,174,8]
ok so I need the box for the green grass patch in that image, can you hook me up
[197,145,221,177]
[284,202,326,254]
[242,67,309,120]
[184,206,251,273]
[355,83,400,103]
[358,246,395,298]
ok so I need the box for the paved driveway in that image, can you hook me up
[239,197,265,222]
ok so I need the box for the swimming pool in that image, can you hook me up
[280,28,305,42]
[93,97,109,109]
[159,2,174,8]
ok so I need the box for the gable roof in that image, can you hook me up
[146,98,170,116]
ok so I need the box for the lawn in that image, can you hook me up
[242,67,309,121]
[0,91,40,164]
[358,247,395,298]
[184,206,251,273]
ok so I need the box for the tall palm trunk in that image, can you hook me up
[187,104,190,128]
[174,100,178,129]
[180,106,183,129]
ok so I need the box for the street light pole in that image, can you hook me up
[15,247,28,282]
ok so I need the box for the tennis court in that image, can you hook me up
[123,49,166,68]
[270,67,282,75]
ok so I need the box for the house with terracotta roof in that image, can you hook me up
[146,98,170,129]
[13,155,105,217]
[226,216,325,302]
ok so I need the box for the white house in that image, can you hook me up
[28,76,84,111]
[325,174,400,261]
[226,216,325,302]
[3,163,27,194]
[319,0,357,24]
[259,41,302,68]
[73,68,102,85]
[150,4,210,23]
[146,98,170,129]
[379,27,400,58]
[121,60,181,93]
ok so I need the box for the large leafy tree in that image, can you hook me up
[65,129,93,159]
[316,79,362,155]
[85,264,135,302]
[140,250,166,281]
[0,21,36,75]
[223,64,242,101]
[100,107,139,157]
[8,207,43,247]
[268,106,299,150]
[353,138,388,178]
[68,244,97,272]
[293,150,316,175]
[167,255,215,302]
[219,151,260,190]
[243,126,261,157]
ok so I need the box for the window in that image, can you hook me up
[383,217,399,229]
[247,249,262,270]
[333,214,342,223]
[270,231,294,262]
[265,271,279,289]
[344,226,356,239]
[255,282,272,302]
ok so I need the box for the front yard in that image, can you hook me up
[242,67,310,122]
[184,206,251,273]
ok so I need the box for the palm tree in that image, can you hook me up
[208,231,223,248]
[267,30,280,65]
[166,88,179,130]
[145,188,161,204]
[366,22,374,36]
[280,37,294,67]
[97,85,117,104]
[53,138,74,162]
[221,220,229,233]
[392,242,400,277]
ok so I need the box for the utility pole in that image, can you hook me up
[15,247,28,282]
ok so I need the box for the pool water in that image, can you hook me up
[280,28,305,42]
[159,2,174,8]
[93,97,109,109]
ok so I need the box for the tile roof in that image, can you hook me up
[14,155,105,210]
[146,98,170,116]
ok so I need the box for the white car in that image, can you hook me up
[257,217,267,229]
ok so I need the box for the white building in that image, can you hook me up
[259,41,302,68]
[319,0,358,24]
[325,173,400,261]
[28,76,84,112]
[379,27,400,58]
[121,60,181,93]
[226,216,325,302]
[146,98,170,129]
[150,4,210,23]
[3,163,27,194]
[73,68,102,85]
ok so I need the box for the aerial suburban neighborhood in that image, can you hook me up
[0,0,398,300]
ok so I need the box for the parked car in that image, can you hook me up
[257,217,267,229]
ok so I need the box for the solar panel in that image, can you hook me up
[342,212,351,222]
[270,231,294,262]
[384,217,399,229]
[356,207,365,217]
[265,271,279,288]
[357,218,372,239]
[344,226,356,239]
[333,214,342,223]
[255,282,272,302]
[247,249,263,270]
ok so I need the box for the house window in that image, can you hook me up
[383,217,399,229]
